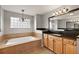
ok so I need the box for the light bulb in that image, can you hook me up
[52,13,55,16]
[59,10,62,14]
[62,8,69,13]
[69,13,74,15]
[55,11,59,15]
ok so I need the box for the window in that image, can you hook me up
[10,17,31,28]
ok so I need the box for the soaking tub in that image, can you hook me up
[0,36,41,54]
[5,36,39,46]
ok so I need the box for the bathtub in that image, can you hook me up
[2,36,40,48]
[0,36,41,54]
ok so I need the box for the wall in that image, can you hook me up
[42,11,54,28]
[0,6,4,36]
[0,6,1,32]
[36,14,43,28]
[4,10,34,34]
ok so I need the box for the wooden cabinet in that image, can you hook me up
[53,36,63,54]
[43,34,76,54]
[63,44,76,54]
[63,38,76,54]
[44,34,48,47]
[48,35,54,51]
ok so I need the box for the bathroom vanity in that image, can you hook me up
[43,30,78,54]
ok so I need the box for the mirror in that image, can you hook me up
[50,19,79,31]
[66,22,79,29]
[49,10,79,31]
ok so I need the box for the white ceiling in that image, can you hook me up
[2,5,62,15]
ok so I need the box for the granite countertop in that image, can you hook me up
[37,28,48,31]
[37,28,79,37]
[43,30,79,37]
[37,28,79,38]
[43,30,78,41]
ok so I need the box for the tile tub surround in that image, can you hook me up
[0,32,42,40]
[0,32,34,47]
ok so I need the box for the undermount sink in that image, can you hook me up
[52,34,62,36]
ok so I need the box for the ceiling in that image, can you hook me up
[2,5,62,15]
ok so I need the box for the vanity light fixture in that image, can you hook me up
[53,8,69,16]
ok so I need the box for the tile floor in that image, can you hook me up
[17,47,54,54]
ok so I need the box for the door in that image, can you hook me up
[54,36,63,54]
[63,44,76,54]
[48,35,54,51]
[44,34,48,47]
[63,38,76,54]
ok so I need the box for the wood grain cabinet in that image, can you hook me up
[53,36,63,54]
[63,44,76,54]
[63,38,76,54]
[44,34,48,47]
[48,35,54,51]
[43,34,76,54]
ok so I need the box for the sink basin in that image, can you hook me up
[52,34,62,36]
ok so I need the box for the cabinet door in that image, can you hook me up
[63,44,76,54]
[48,35,54,51]
[54,37,63,54]
[63,38,76,54]
[44,34,48,47]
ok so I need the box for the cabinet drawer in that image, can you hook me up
[63,38,74,45]
[44,34,48,38]
[48,35,54,39]
[54,37,62,41]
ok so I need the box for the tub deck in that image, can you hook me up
[0,36,41,54]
